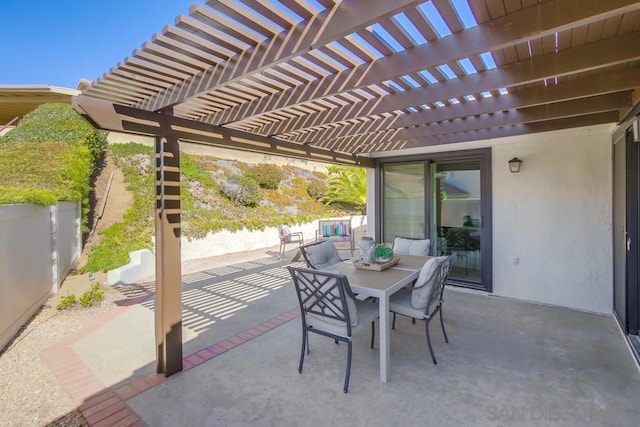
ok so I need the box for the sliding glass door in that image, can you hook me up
[380,149,491,291]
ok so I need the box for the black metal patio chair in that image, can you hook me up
[287,266,378,393]
[390,255,454,365]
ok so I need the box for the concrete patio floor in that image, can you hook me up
[48,247,640,426]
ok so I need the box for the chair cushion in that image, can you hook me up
[281,226,291,242]
[389,289,428,319]
[410,256,445,309]
[305,240,342,269]
[307,297,377,338]
[304,274,358,337]
[393,237,431,256]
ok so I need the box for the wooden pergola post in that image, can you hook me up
[154,133,183,376]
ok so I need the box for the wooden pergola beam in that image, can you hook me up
[262,31,640,137]
[398,92,630,139]
[321,91,630,150]
[72,94,374,167]
[284,65,640,145]
[366,111,620,152]
[200,0,640,128]
[138,0,422,112]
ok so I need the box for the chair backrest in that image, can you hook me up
[287,266,358,338]
[444,227,471,251]
[392,236,432,256]
[278,224,290,241]
[299,240,342,269]
[278,225,289,239]
[410,255,454,311]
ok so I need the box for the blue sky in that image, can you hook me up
[0,1,481,90]
[0,1,196,89]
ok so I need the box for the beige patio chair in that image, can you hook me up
[287,266,378,393]
[390,255,454,365]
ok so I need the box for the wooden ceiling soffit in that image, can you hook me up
[264,31,640,137]
[284,66,640,145]
[387,112,620,151]
[203,0,640,128]
[72,94,373,167]
[138,0,422,112]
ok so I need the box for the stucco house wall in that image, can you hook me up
[370,124,614,314]
[491,125,613,314]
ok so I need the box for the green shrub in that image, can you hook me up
[79,283,105,307]
[0,103,107,163]
[0,140,93,232]
[57,283,104,309]
[57,294,77,310]
[306,180,327,199]
[0,103,105,232]
[246,163,283,189]
[219,175,262,206]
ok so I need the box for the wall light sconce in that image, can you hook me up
[508,157,522,173]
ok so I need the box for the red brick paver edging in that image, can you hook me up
[41,304,300,426]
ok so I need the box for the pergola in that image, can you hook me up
[73,0,640,376]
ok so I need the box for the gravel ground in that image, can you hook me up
[0,286,122,427]
[0,153,130,427]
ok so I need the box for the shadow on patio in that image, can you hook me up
[70,249,640,426]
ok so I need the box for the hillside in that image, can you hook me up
[82,142,362,272]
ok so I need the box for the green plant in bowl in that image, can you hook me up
[373,244,394,262]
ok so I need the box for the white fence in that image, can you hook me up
[0,202,81,350]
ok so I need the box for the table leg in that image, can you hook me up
[378,294,390,383]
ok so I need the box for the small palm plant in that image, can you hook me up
[321,165,366,213]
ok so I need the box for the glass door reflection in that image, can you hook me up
[431,161,481,283]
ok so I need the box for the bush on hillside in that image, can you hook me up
[0,140,92,223]
[219,175,262,206]
[245,163,283,189]
[306,179,327,199]
[0,103,107,232]
[0,103,107,163]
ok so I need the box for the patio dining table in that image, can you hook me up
[325,255,431,383]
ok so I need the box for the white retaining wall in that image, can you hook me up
[182,216,366,261]
[107,216,367,285]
